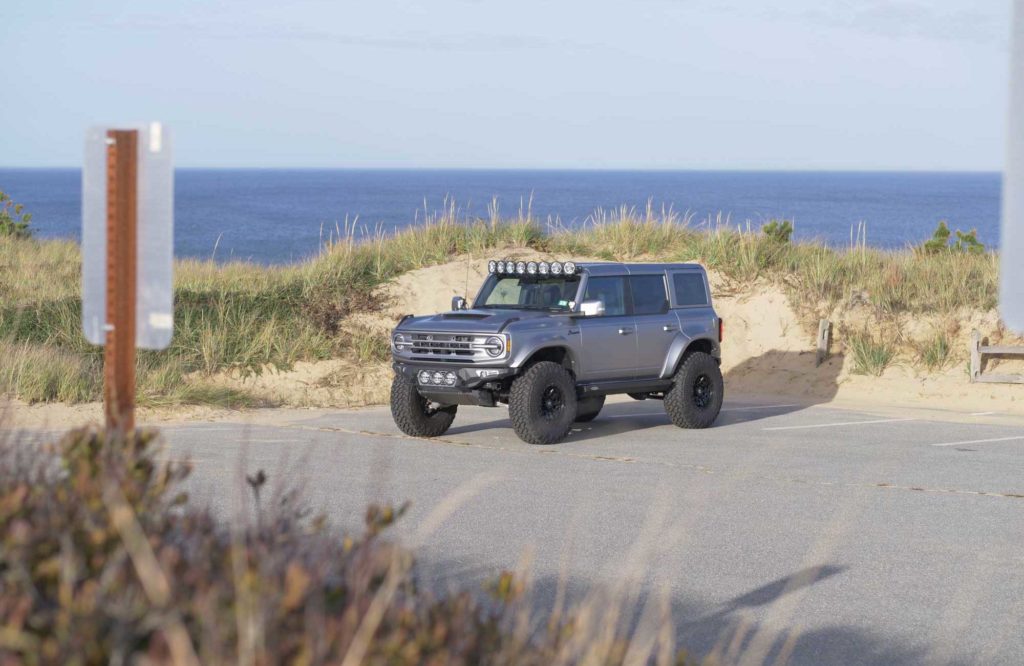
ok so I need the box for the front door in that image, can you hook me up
[576,275,636,381]
[629,273,678,378]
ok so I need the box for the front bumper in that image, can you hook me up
[392,361,516,406]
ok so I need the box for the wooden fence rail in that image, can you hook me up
[970,330,1024,384]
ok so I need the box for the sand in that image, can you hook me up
[5,252,1023,430]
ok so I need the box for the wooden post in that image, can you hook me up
[970,330,981,383]
[104,130,138,434]
[816,319,831,366]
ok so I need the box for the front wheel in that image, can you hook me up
[664,351,723,429]
[390,374,457,437]
[509,362,578,444]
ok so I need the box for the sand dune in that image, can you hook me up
[6,254,1023,428]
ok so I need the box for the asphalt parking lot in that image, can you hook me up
[14,397,1024,664]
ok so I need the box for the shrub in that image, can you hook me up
[761,219,793,244]
[0,428,690,664]
[847,329,897,376]
[920,221,984,255]
[0,191,31,238]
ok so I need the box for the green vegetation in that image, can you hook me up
[847,329,898,376]
[0,426,690,664]
[914,331,953,372]
[761,219,793,244]
[0,205,1000,406]
[920,220,985,255]
[0,191,32,238]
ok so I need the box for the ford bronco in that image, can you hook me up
[390,260,723,444]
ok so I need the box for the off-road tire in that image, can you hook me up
[664,351,723,429]
[390,374,457,437]
[574,395,605,422]
[509,362,578,444]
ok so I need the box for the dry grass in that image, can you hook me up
[0,425,697,664]
[0,205,1000,406]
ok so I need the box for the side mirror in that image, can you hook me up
[451,296,467,311]
[579,299,605,317]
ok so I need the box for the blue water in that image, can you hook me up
[0,168,1001,264]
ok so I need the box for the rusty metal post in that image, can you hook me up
[104,130,138,434]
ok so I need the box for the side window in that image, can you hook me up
[629,275,668,315]
[583,276,628,316]
[672,272,708,307]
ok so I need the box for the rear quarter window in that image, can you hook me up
[671,272,709,307]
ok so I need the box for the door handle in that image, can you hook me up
[618,327,633,335]
[662,325,677,332]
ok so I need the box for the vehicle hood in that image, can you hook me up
[396,309,551,334]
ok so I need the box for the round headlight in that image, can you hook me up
[538,261,550,275]
[485,335,505,358]
[527,261,538,275]
[418,370,431,384]
[516,261,526,275]
[393,333,409,351]
[432,371,445,385]
[551,262,563,275]
[488,260,497,273]
[563,261,576,275]
[444,371,457,386]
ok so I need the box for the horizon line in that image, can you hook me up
[0,165,1004,175]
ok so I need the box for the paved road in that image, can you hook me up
[28,396,1024,664]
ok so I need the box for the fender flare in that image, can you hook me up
[512,339,580,376]
[659,334,718,379]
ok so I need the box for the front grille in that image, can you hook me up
[398,331,505,362]
[411,333,475,357]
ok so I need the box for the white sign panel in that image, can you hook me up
[1003,0,1024,332]
[82,123,175,349]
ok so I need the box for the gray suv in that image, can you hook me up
[390,259,723,444]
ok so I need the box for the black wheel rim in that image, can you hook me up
[693,374,713,410]
[540,385,565,420]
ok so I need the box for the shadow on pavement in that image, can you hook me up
[446,350,843,442]
[414,557,938,666]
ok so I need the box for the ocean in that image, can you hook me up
[0,168,1001,265]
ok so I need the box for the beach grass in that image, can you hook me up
[0,205,999,406]
[846,329,899,376]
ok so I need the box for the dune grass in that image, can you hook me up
[0,204,999,406]
[846,329,899,376]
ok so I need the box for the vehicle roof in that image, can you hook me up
[577,262,705,276]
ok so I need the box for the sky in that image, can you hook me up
[2,0,1012,170]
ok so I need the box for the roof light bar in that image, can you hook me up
[487,259,581,276]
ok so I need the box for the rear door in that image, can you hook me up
[576,275,636,381]
[630,273,677,378]
[668,269,715,343]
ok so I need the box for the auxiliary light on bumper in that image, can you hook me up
[418,369,457,386]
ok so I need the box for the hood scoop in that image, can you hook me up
[440,312,491,320]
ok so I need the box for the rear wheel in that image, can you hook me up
[509,362,578,444]
[574,395,605,422]
[390,374,457,437]
[664,351,723,429]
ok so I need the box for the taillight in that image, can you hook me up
[718,318,724,342]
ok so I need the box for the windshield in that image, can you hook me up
[474,275,581,312]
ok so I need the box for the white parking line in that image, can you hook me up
[970,411,997,417]
[764,418,915,431]
[931,435,1024,448]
